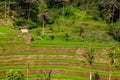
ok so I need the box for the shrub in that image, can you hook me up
[64,33,69,41]
[6,69,24,80]
[49,35,55,40]
[65,5,75,18]
[108,23,120,41]
[27,21,38,29]
[13,19,38,29]
[35,29,41,36]
[47,15,55,24]
[13,19,26,29]
[79,27,84,36]
[49,27,54,32]
[31,37,35,41]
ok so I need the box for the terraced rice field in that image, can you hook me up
[0,43,120,80]
[0,26,120,80]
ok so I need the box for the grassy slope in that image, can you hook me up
[0,7,119,80]
[0,25,23,43]
[30,7,115,45]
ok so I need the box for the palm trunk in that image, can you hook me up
[90,65,92,80]
[17,1,19,15]
[62,3,64,22]
[42,20,45,37]
[119,10,120,19]
[112,6,115,24]
[7,0,10,19]
[4,0,7,19]
[109,70,112,80]
[28,3,31,21]
[27,64,29,80]
[109,64,112,80]
[86,4,88,19]
[61,2,65,32]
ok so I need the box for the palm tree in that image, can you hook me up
[7,0,10,19]
[57,0,67,32]
[62,2,64,22]
[38,0,47,37]
[4,0,7,19]
[61,0,69,24]
[26,0,36,21]
[27,64,29,80]
[41,69,52,80]
[83,45,95,80]
[108,50,115,80]
[4,0,11,20]
[109,0,118,24]
[40,11,48,37]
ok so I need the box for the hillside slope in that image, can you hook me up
[0,4,120,80]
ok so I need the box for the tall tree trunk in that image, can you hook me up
[62,3,64,22]
[112,6,115,24]
[7,0,10,19]
[61,2,65,32]
[109,64,112,80]
[86,4,88,19]
[90,65,92,80]
[109,71,112,80]
[28,3,31,21]
[16,0,19,15]
[42,20,45,37]
[4,0,7,19]
[27,64,29,80]
[119,10,120,19]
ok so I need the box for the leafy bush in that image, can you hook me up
[31,37,35,41]
[13,19,38,29]
[47,15,55,24]
[79,27,84,36]
[49,35,55,40]
[27,21,38,29]
[49,27,54,32]
[13,19,26,27]
[65,5,75,18]
[35,29,41,36]
[6,69,24,80]
[46,0,65,8]
[64,33,69,41]
[108,23,120,41]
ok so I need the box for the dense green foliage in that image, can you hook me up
[0,0,120,41]
[1,1,120,80]
[6,70,24,80]
[108,23,120,41]
[0,0,120,24]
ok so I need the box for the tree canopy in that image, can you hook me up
[0,0,120,24]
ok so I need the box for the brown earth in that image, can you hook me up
[0,53,109,63]
[0,60,112,71]
[0,19,12,26]
[0,46,118,80]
